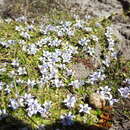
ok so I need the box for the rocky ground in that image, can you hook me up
[0,0,130,130]
[68,1,130,129]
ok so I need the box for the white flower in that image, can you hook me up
[11,59,20,67]
[17,67,27,75]
[23,93,34,100]
[51,78,64,88]
[20,32,30,40]
[15,16,27,22]
[66,69,74,76]
[9,99,19,110]
[88,71,106,84]
[74,20,85,29]
[27,79,36,87]
[27,44,38,55]
[62,54,71,63]
[8,70,17,77]
[63,95,76,108]
[85,15,91,20]
[15,25,24,32]
[38,125,45,130]
[69,80,84,89]
[0,68,6,73]
[123,79,130,85]
[91,35,98,42]
[78,38,90,46]
[48,39,62,47]
[97,86,112,100]
[79,104,91,114]
[43,101,51,111]
[4,85,11,94]
[109,98,118,106]
[100,86,111,93]
[26,25,34,31]
[87,47,95,56]
[66,29,74,36]
[84,27,92,32]
[0,109,8,120]
[0,82,4,90]
[95,23,102,27]
[17,98,24,107]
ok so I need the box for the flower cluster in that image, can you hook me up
[0,14,128,128]
[40,21,74,37]
[87,70,106,84]
[69,80,85,89]
[97,86,118,105]
[0,40,16,48]
[105,26,116,52]
[9,93,51,117]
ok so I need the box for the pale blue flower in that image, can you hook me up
[9,99,19,110]
[63,95,76,108]
[118,87,130,98]
[79,104,91,114]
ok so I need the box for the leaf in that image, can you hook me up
[100,113,112,120]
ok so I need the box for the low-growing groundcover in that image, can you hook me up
[0,11,130,129]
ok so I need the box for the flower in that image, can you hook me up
[43,101,51,111]
[88,71,106,84]
[17,67,27,75]
[109,99,118,106]
[20,32,30,40]
[91,35,98,42]
[9,99,19,110]
[15,16,27,22]
[100,86,111,93]
[11,59,20,67]
[102,56,110,67]
[26,44,38,55]
[97,86,112,100]
[97,86,118,105]
[78,38,90,46]
[84,27,92,32]
[69,80,84,89]
[60,112,75,126]
[87,47,95,56]
[51,78,64,88]
[0,82,4,91]
[63,95,76,108]
[0,109,8,120]
[15,25,24,32]
[118,87,130,98]
[27,79,36,87]
[79,104,91,114]
[123,79,130,85]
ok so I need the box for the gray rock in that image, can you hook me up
[67,0,122,17]
[71,63,93,80]
[111,13,130,60]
